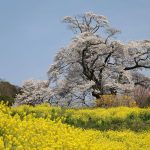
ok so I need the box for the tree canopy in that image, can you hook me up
[47,12,150,107]
[15,80,51,106]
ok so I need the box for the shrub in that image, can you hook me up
[134,86,150,107]
[0,96,15,106]
[96,95,136,107]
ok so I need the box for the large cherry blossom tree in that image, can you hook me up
[48,12,150,106]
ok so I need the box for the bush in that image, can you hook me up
[0,96,15,106]
[96,95,136,107]
[134,86,150,107]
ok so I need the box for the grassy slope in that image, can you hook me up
[11,105,150,131]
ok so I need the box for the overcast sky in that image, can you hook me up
[0,0,150,85]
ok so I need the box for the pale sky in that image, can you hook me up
[0,0,150,85]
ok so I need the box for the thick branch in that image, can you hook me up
[124,65,150,70]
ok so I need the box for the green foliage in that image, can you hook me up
[0,96,15,106]
[0,80,20,106]
[0,81,19,97]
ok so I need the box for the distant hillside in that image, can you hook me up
[0,80,21,105]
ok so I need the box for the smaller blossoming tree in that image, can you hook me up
[15,80,52,106]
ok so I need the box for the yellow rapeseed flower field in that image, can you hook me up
[0,103,150,149]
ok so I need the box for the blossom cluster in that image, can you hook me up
[15,80,52,106]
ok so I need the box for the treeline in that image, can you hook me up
[0,79,150,108]
[0,79,20,106]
